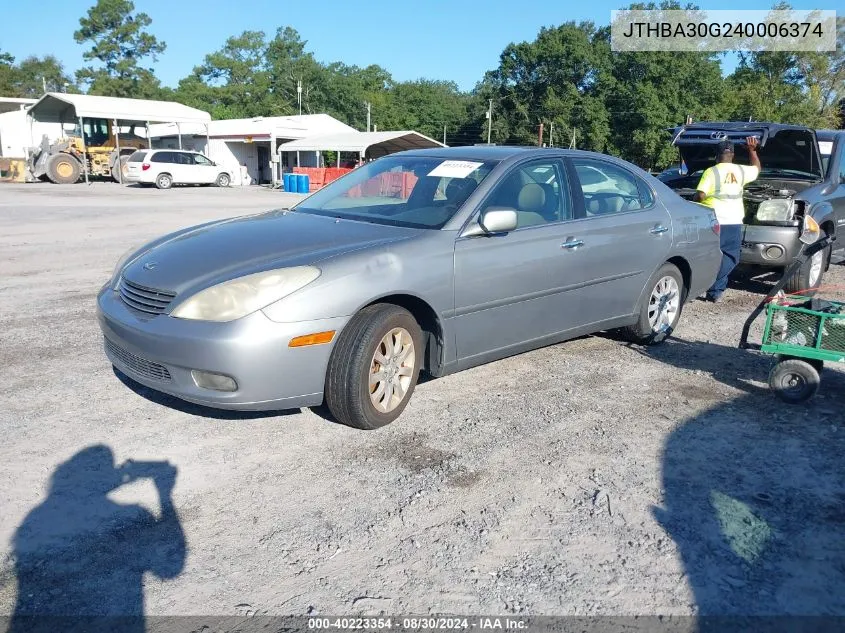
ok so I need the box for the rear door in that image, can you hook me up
[125,150,147,181]
[563,157,674,318]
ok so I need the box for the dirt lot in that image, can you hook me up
[1,182,844,623]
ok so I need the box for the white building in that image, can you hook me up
[0,97,62,158]
[149,114,357,186]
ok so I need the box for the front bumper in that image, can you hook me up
[740,224,802,267]
[97,286,350,411]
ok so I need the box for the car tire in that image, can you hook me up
[622,262,684,345]
[769,357,820,404]
[215,173,231,187]
[155,173,173,190]
[46,153,81,184]
[111,155,130,182]
[784,233,829,295]
[324,304,423,430]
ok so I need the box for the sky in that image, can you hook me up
[0,0,829,92]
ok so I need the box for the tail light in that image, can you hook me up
[711,218,720,235]
[142,163,151,171]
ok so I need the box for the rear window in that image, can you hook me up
[128,151,147,162]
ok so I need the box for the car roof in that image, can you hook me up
[815,129,845,142]
[396,146,647,167]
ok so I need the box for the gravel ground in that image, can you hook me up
[1,182,844,622]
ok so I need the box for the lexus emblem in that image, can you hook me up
[710,131,728,140]
[143,262,158,271]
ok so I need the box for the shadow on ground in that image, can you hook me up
[645,337,845,623]
[7,445,186,633]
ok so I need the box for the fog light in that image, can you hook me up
[191,370,238,392]
[763,245,784,260]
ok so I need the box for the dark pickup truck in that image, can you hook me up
[660,122,845,293]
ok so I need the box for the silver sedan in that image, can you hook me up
[97,147,721,429]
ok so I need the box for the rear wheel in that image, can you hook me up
[622,262,684,345]
[324,304,422,430]
[46,153,81,184]
[769,358,820,404]
[110,154,130,182]
[155,173,173,190]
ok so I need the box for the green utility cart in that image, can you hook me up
[740,235,845,403]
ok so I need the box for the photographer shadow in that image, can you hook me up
[8,445,186,633]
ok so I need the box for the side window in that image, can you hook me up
[194,154,213,166]
[151,152,170,163]
[480,160,571,228]
[573,159,649,216]
[839,146,845,184]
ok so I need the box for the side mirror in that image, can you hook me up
[462,207,518,237]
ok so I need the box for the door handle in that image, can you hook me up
[650,225,670,235]
[561,239,584,249]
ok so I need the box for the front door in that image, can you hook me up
[453,158,588,367]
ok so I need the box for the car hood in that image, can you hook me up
[121,210,418,295]
[670,123,824,179]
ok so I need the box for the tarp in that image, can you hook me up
[277,130,445,157]
[27,93,211,125]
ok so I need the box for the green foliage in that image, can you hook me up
[0,51,76,98]
[6,4,843,168]
[74,0,166,97]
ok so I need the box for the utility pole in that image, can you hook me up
[486,99,493,144]
[538,123,544,147]
[443,123,447,146]
[365,102,371,132]
[297,79,302,116]
[569,127,576,149]
[42,76,47,94]
[550,122,554,147]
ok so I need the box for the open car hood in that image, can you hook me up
[669,122,824,180]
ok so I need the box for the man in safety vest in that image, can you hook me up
[695,136,762,303]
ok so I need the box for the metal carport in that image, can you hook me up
[26,92,211,183]
[277,130,445,165]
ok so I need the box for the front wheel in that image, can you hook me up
[324,304,423,430]
[215,172,231,187]
[784,236,828,295]
[622,262,684,345]
[769,358,820,403]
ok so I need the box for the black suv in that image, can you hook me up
[660,122,845,293]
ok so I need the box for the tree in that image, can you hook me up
[15,56,76,97]
[74,0,166,98]
[176,31,273,119]
[0,48,15,96]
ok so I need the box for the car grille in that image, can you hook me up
[119,278,176,315]
[105,337,172,382]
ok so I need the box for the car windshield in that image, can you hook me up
[759,167,819,180]
[293,156,499,229]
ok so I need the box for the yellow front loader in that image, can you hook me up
[26,118,148,184]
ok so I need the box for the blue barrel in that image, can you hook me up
[296,174,310,193]
[283,173,293,191]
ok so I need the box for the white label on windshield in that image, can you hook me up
[428,160,484,178]
[818,141,832,155]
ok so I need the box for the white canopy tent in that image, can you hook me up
[26,92,211,183]
[277,130,445,164]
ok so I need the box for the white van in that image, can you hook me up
[125,149,232,189]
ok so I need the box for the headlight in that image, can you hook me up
[170,266,320,322]
[755,199,794,222]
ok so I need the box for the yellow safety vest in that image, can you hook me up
[696,162,759,225]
